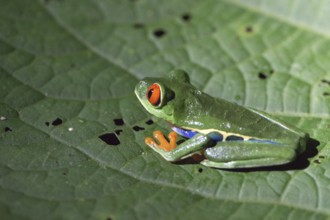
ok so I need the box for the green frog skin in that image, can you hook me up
[134,70,308,169]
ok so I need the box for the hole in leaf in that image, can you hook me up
[258,72,267,80]
[245,26,253,33]
[99,133,120,145]
[0,116,7,121]
[115,129,123,135]
[198,168,203,173]
[181,13,191,22]
[113,118,124,126]
[321,79,330,86]
[145,119,154,125]
[52,118,63,126]
[133,23,144,29]
[133,126,145,132]
[5,127,12,132]
[153,29,166,38]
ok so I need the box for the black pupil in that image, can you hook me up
[147,89,154,99]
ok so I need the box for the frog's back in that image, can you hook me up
[175,91,305,143]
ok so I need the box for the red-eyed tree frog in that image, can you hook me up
[134,70,309,169]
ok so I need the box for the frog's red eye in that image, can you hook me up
[146,83,161,106]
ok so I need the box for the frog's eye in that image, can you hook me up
[146,83,161,106]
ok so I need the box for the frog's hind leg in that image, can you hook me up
[202,141,296,169]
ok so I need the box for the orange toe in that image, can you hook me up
[145,130,177,152]
[145,137,157,146]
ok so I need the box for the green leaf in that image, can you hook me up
[1,0,330,219]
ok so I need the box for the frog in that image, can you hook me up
[134,70,309,169]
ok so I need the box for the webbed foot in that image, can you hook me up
[145,130,177,152]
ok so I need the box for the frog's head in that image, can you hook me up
[134,69,191,122]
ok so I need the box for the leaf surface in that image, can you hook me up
[0,0,330,219]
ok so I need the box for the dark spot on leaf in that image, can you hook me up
[62,172,67,176]
[133,23,144,29]
[52,118,63,126]
[321,79,330,86]
[270,69,274,74]
[314,159,321,164]
[5,127,12,132]
[245,26,253,33]
[113,118,124,126]
[226,135,244,141]
[258,72,267,80]
[45,122,50,126]
[323,92,330,96]
[145,119,154,125]
[106,217,112,220]
[181,13,191,22]
[153,29,166,38]
[71,63,76,68]
[318,155,325,159]
[99,133,120,145]
[198,168,203,173]
[115,129,123,135]
[133,126,145,132]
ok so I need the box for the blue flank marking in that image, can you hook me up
[171,127,278,144]
[172,127,198,139]
[171,127,223,142]
[209,132,223,142]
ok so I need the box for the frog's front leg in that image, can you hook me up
[145,130,177,152]
[145,130,214,161]
[202,141,297,169]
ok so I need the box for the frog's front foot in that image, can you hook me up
[145,130,177,152]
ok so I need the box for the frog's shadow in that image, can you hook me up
[175,138,320,172]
